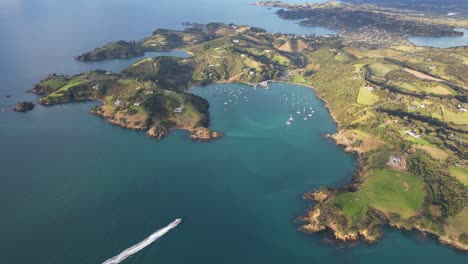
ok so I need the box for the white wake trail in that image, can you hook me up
[102,219,181,264]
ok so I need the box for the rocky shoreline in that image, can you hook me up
[18,22,467,251]
[300,188,468,251]
[300,129,468,251]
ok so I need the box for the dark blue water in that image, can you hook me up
[0,1,466,264]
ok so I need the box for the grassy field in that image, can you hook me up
[337,129,385,152]
[39,79,68,91]
[415,145,448,161]
[462,56,468,65]
[244,57,263,70]
[403,133,431,145]
[450,167,468,186]
[401,130,449,160]
[391,45,418,52]
[357,86,379,105]
[47,80,84,98]
[334,169,424,220]
[291,73,305,83]
[445,209,468,240]
[397,82,455,96]
[171,103,202,128]
[368,63,399,78]
[365,49,403,58]
[443,109,468,126]
[273,54,289,66]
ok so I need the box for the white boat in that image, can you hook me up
[289,114,294,121]
[286,121,291,125]
[296,110,301,114]
[308,113,313,117]
[170,218,182,227]
[304,117,308,120]
[102,218,181,264]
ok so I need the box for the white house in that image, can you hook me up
[405,130,421,138]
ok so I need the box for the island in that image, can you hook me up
[23,4,468,251]
[13,101,35,112]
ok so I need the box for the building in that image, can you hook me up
[387,155,407,170]
[114,99,122,106]
[405,130,421,138]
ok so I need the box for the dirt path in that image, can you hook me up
[404,68,441,81]
[404,68,468,90]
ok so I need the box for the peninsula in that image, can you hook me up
[24,4,468,251]
[256,1,467,48]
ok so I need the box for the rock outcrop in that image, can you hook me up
[147,126,169,140]
[13,101,35,112]
[190,127,223,141]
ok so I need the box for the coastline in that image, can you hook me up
[23,20,467,251]
[271,81,468,252]
[26,67,468,252]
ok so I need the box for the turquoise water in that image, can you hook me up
[1,1,467,263]
[409,29,468,48]
[2,83,466,263]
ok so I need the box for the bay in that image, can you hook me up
[0,1,466,264]
[409,29,468,48]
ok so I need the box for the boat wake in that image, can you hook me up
[102,219,182,264]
